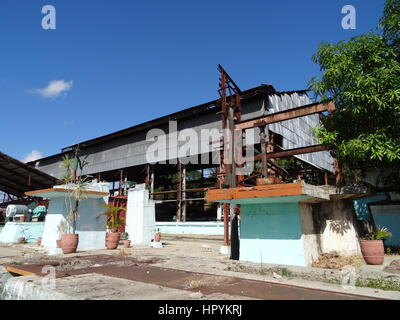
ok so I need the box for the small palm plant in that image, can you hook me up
[98,204,126,250]
[361,226,392,240]
[58,149,90,253]
[99,204,125,233]
[61,151,90,234]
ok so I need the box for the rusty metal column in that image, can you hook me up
[260,126,269,178]
[182,165,186,222]
[118,169,123,195]
[223,203,230,246]
[150,165,155,200]
[176,161,182,222]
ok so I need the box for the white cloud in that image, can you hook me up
[22,150,43,163]
[29,80,73,99]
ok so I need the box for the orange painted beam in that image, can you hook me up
[5,266,36,276]
[206,183,304,201]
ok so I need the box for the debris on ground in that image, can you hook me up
[384,260,400,274]
[312,253,365,269]
[189,291,204,299]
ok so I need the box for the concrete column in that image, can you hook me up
[125,184,156,246]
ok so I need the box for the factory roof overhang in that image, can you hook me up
[0,152,59,197]
[28,85,309,164]
[205,182,373,205]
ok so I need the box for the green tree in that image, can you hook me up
[381,0,400,54]
[310,1,400,183]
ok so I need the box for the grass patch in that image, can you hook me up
[356,278,400,292]
[276,268,294,277]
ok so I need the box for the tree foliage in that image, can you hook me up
[310,2,400,174]
[381,0,400,54]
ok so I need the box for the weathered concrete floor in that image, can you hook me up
[1,238,400,300]
[2,273,207,300]
[2,258,374,300]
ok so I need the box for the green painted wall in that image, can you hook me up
[240,202,306,266]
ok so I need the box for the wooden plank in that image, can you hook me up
[206,183,304,201]
[5,266,36,276]
[235,102,335,130]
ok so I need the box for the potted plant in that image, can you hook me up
[60,152,89,254]
[154,228,161,243]
[57,220,68,248]
[98,204,125,250]
[360,226,392,265]
[121,232,131,248]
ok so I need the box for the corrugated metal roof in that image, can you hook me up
[0,152,59,197]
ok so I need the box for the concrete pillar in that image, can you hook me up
[125,184,156,246]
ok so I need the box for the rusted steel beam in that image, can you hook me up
[249,144,329,162]
[223,203,230,246]
[235,101,335,130]
[182,165,186,222]
[176,162,182,222]
[260,126,269,178]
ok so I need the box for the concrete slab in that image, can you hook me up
[0,246,23,259]
[2,273,198,300]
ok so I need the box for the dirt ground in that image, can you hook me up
[312,253,366,269]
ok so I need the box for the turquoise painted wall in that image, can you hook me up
[353,193,388,220]
[370,206,400,247]
[240,203,305,266]
[0,222,44,243]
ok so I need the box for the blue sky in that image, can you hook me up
[0,0,385,161]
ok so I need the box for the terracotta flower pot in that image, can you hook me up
[106,232,120,249]
[17,237,25,244]
[61,234,79,254]
[154,233,161,242]
[123,240,131,248]
[360,240,385,265]
[37,237,42,246]
[19,216,25,222]
[56,239,62,248]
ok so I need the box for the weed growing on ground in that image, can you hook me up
[326,278,341,285]
[276,268,294,277]
[188,280,203,289]
[356,278,400,292]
